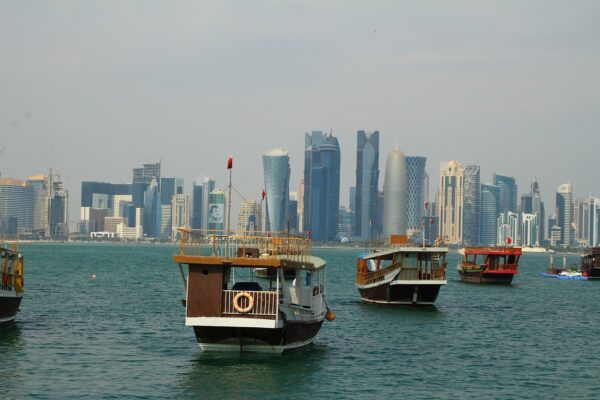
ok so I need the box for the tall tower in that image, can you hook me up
[463,165,481,245]
[438,161,464,245]
[354,130,380,240]
[406,156,427,234]
[263,148,290,232]
[480,184,500,245]
[493,174,517,214]
[530,177,545,244]
[237,200,263,233]
[383,148,407,237]
[303,131,341,241]
[191,177,215,230]
[556,183,573,247]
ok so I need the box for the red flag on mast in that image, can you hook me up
[506,236,512,245]
[227,156,233,169]
[261,190,266,201]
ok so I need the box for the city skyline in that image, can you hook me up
[2,2,599,227]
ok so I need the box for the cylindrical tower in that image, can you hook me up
[383,148,407,237]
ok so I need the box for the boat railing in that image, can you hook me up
[222,290,278,318]
[356,263,402,285]
[176,229,312,264]
[397,266,446,280]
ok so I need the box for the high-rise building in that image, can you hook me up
[406,156,427,234]
[521,213,539,247]
[288,193,298,234]
[0,177,34,234]
[463,165,481,245]
[171,194,190,238]
[587,197,600,247]
[302,131,341,242]
[556,183,573,247]
[530,177,545,244]
[497,211,520,245]
[383,148,407,237]
[133,162,161,189]
[574,198,586,244]
[521,194,533,214]
[191,177,215,230]
[237,200,262,233]
[81,182,131,224]
[438,161,464,245]
[354,130,380,240]
[337,206,353,239]
[143,179,162,238]
[27,175,49,236]
[208,189,226,231]
[298,180,305,233]
[493,174,518,214]
[50,180,69,237]
[263,148,290,232]
[480,183,500,245]
[160,177,184,205]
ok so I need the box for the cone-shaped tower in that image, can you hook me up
[383,148,407,237]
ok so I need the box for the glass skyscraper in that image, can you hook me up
[303,131,341,241]
[480,183,500,245]
[0,179,34,234]
[143,179,162,238]
[354,130,380,240]
[493,174,517,214]
[438,161,464,245]
[556,183,573,247]
[463,165,481,245]
[406,156,427,234]
[191,177,215,230]
[263,148,290,232]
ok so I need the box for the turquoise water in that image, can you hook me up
[2,244,599,399]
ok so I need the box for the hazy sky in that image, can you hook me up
[2,1,599,225]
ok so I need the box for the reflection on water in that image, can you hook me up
[0,321,23,348]
[180,344,326,398]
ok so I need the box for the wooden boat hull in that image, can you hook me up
[357,280,446,306]
[0,292,22,324]
[193,319,324,353]
[457,268,516,284]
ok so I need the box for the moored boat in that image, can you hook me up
[457,247,522,284]
[541,254,587,280]
[581,248,600,279]
[173,229,334,353]
[1,243,24,324]
[355,236,448,306]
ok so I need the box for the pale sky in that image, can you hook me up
[1,1,599,226]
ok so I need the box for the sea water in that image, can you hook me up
[1,243,599,399]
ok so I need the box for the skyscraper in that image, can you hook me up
[133,162,161,188]
[27,175,49,236]
[383,148,407,237]
[438,161,464,245]
[160,177,184,205]
[587,197,600,247]
[50,180,69,237]
[263,148,290,232]
[302,131,341,241]
[406,156,427,234]
[191,177,215,230]
[521,213,539,247]
[463,165,481,245]
[208,189,226,231]
[497,211,520,246]
[171,194,190,238]
[493,174,517,214]
[143,179,162,238]
[556,183,573,247]
[0,177,34,234]
[237,200,262,233]
[530,177,545,245]
[354,130,380,240]
[480,183,500,245]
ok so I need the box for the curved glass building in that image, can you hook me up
[263,148,290,232]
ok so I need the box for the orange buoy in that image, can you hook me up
[325,310,336,321]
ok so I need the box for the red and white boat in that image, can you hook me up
[457,247,522,284]
[1,243,24,324]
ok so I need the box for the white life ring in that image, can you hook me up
[233,291,254,313]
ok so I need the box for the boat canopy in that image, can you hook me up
[361,247,448,261]
[459,247,522,257]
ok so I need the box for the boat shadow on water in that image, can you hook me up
[0,321,24,347]
[180,344,327,395]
